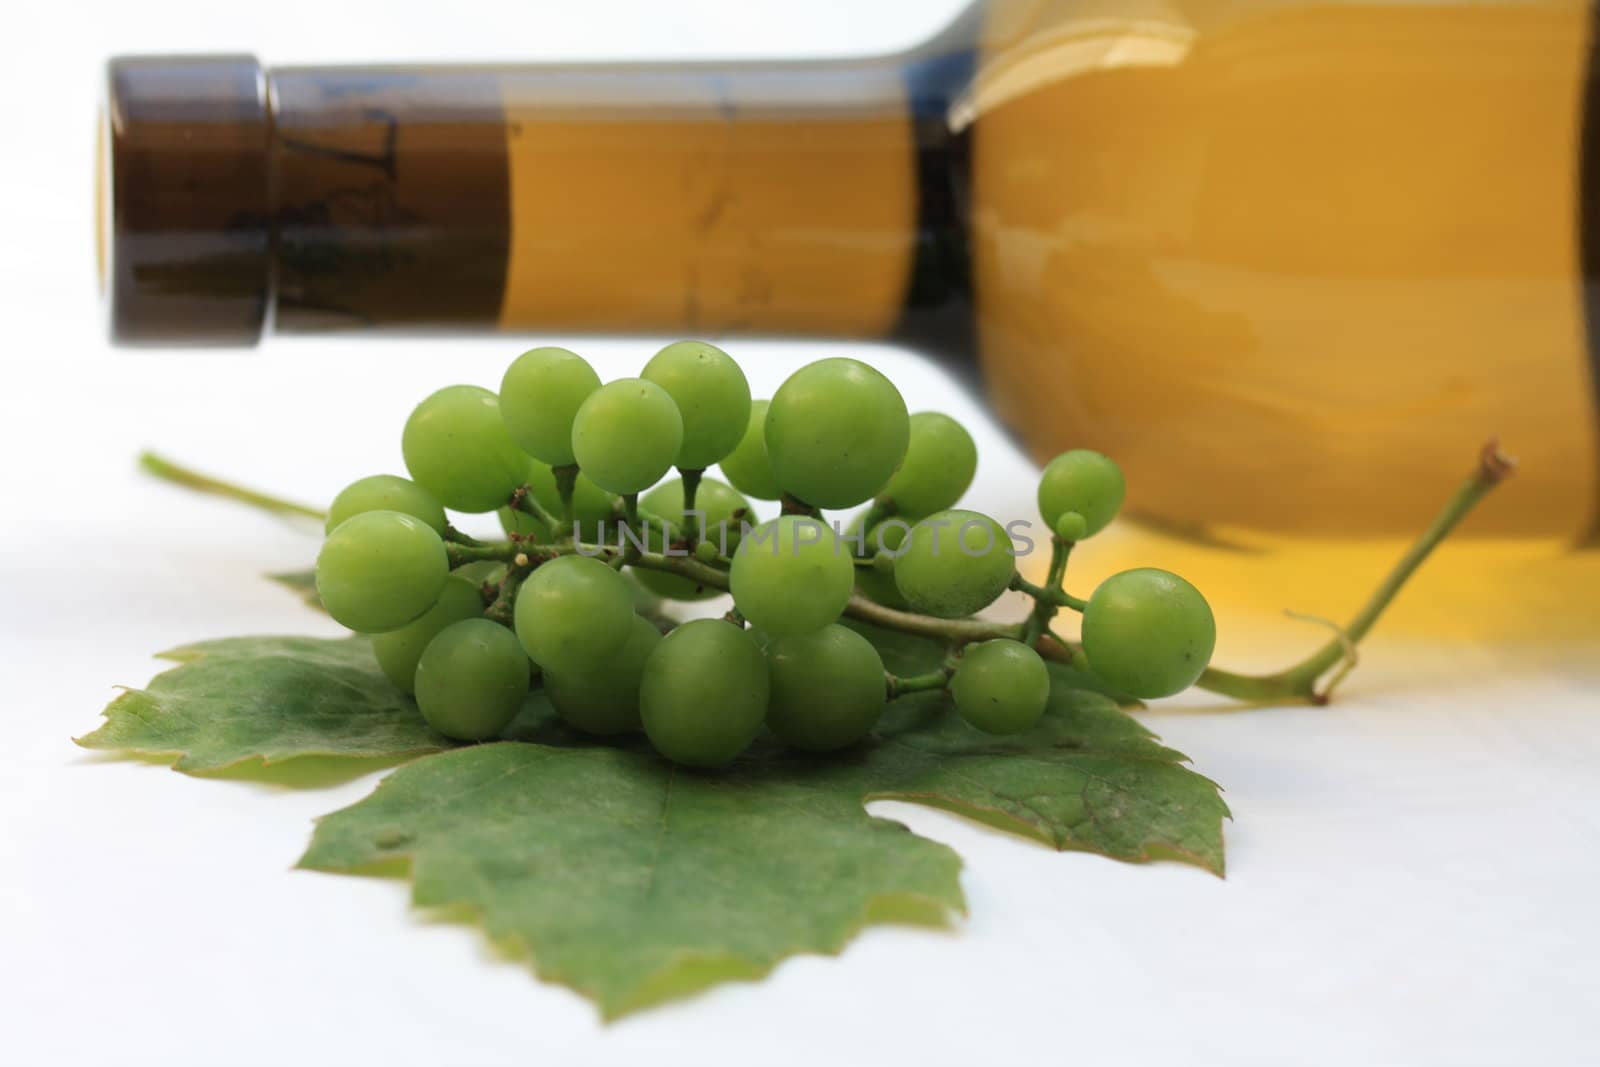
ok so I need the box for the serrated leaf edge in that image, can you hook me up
[295,742,969,1020]
[74,642,448,775]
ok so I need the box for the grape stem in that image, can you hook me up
[446,541,547,568]
[143,439,1512,708]
[1016,582,1088,613]
[551,464,580,536]
[1013,546,1086,607]
[442,525,489,548]
[138,452,326,522]
[886,668,952,699]
[780,494,822,519]
[856,499,896,536]
[507,484,559,539]
[483,562,531,626]
[1193,440,1516,704]
[678,466,705,545]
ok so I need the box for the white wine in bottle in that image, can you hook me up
[100,0,1600,541]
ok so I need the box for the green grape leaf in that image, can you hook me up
[84,628,1226,1016]
[76,636,448,773]
[299,740,967,1018]
[857,686,1222,868]
[268,569,324,612]
[301,660,1226,1017]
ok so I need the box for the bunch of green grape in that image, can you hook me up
[314,341,1217,767]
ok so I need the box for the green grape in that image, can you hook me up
[1037,450,1125,539]
[570,378,684,495]
[950,639,1050,735]
[765,358,910,509]
[854,568,904,610]
[544,615,661,735]
[499,346,601,466]
[641,340,752,469]
[1081,568,1216,699]
[1053,511,1089,543]
[765,624,886,751]
[498,458,617,544]
[630,476,749,601]
[316,511,449,633]
[371,576,485,693]
[694,540,719,564]
[414,619,531,741]
[639,619,769,767]
[326,474,447,536]
[729,515,855,637]
[513,554,635,672]
[875,412,978,520]
[718,399,782,501]
[867,520,911,557]
[402,385,531,513]
[893,510,1016,619]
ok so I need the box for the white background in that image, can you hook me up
[4,2,1599,1065]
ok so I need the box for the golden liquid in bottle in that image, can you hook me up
[963,0,1600,645]
[479,0,1599,552]
[498,69,917,338]
[970,0,1599,545]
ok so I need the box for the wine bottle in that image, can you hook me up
[99,0,1599,541]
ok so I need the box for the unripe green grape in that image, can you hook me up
[513,554,635,672]
[694,540,719,564]
[719,399,782,501]
[854,568,904,611]
[875,411,978,520]
[1037,450,1125,538]
[641,340,752,469]
[951,639,1050,735]
[867,519,910,557]
[1081,568,1216,699]
[640,619,769,767]
[1053,511,1089,543]
[402,385,531,513]
[570,378,684,495]
[414,619,531,741]
[893,510,1016,619]
[623,571,663,614]
[316,511,449,633]
[372,575,485,693]
[765,358,910,509]
[544,614,661,736]
[730,515,855,637]
[499,346,601,466]
[766,624,886,751]
[326,474,447,536]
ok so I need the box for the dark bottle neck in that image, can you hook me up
[103,13,981,352]
[893,43,979,381]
